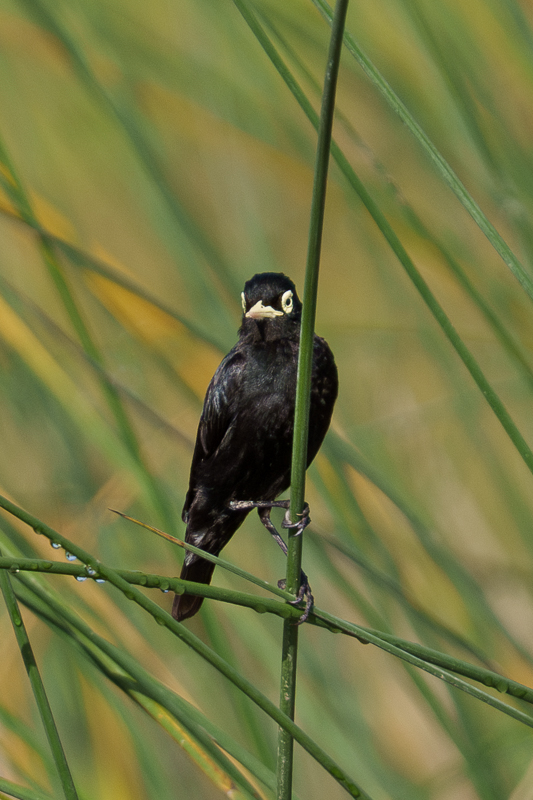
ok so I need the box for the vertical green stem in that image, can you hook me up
[276,1,349,798]
[0,562,79,800]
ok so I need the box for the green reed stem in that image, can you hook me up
[0,560,79,800]
[277,2,349,798]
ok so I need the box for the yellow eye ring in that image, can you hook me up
[281,290,293,313]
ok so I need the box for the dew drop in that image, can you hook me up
[65,552,77,562]
[50,542,62,550]
[85,567,97,576]
[75,575,87,582]
[95,578,106,584]
[9,565,20,574]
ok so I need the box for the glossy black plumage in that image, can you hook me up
[172,272,338,621]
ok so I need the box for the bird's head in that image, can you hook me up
[239,273,302,340]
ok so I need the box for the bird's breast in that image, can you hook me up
[240,342,298,400]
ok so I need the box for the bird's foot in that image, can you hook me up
[278,571,314,624]
[229,499,313,622]
[229,500,295,556]
[281,503,310,536]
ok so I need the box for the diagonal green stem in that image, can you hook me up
[0,558,79,800]
[0,493,371,799]
[4,546,533,728]
[277,2,349,798]
[0,778,54,800]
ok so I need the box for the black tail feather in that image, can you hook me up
[172,557,216,621]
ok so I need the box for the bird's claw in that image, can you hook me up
[281,503,310,536]
[277,572,314,624]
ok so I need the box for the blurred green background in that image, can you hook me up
[2,0,533,797]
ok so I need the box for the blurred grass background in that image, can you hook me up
[1,0,533,797]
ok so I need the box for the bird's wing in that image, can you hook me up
[198,348,244,456]
[182,348,244,519]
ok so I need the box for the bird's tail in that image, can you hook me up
[172,556,216,621]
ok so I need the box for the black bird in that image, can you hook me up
[172,272,338,621]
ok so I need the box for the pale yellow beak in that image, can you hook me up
[245,300,283,319]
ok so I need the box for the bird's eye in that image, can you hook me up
[281,290,293,314]
[241,292,247,313]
